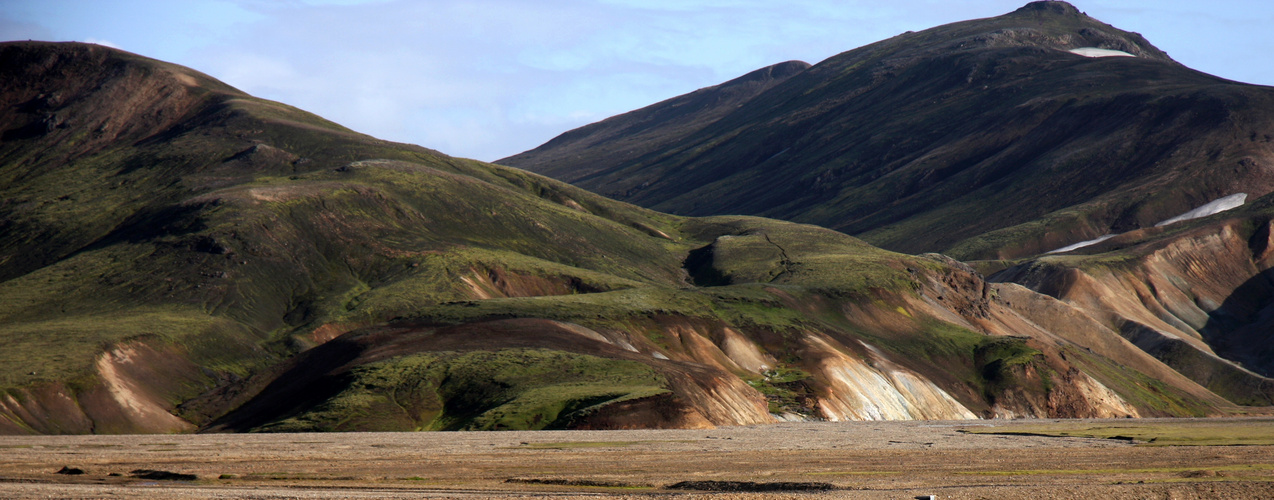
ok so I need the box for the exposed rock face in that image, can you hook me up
[0,341,206,434]
[807,336,977,421]
[995,215,1274,406]
[0,384,93,435]
[91,343,197,433]
[985,360,1141,419]
[1052,370,1141,418]
[459,266,607,300]
[0,241,1229,433]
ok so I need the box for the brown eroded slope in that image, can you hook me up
[0,41,1256,435]
[993,194,1274,406]
[203,221,1236,433]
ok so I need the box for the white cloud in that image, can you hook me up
[82,37,119,48]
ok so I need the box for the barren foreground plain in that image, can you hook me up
[2,418,1273,499]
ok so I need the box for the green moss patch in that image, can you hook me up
[747,365,814,415]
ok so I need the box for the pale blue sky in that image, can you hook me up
[3,0,1271,161]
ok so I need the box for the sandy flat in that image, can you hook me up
[1,418,1272,499]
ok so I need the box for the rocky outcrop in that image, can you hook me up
[988,364,1140,419]
[805,336,977,421]
[459,266,612,300]
[994,217,1274,406]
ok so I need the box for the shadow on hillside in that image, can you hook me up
[1202,269,1274,380]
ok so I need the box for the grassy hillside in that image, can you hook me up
[0,40,1253,434]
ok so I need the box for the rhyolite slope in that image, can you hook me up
[0,41,1258,434]
[990,192,1274,407]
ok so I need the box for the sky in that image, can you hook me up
[2,0,1272,162]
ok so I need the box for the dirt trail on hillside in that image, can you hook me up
[1,419,1272,499]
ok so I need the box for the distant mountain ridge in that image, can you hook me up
[513,60,810,183]
[501,1,1274,261]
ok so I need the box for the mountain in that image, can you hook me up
[0,41,1264,435]
[514,60,810,183]
[501,1,1274,262]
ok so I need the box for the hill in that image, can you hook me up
[501,1,1274,261]
[989,192,1274,406]
[0,41,1262,434]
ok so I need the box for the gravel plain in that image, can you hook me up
[2,418,1272,499]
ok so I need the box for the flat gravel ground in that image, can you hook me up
[1,418,1272,499]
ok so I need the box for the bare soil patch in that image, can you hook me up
[0,418,1272,499]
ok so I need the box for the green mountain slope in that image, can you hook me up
[501,1,1274,261]
[0,41,1257,434]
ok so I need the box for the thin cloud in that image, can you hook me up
[83,37,119,49]
[3,0,1271,161]
[0,17,53,41]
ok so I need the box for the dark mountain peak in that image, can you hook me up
[1012,1,1082,17]
[867,1,1173,63]
[987,1,1172,61]
[1,41,238,97]
[507,2,1273,262]
[0,41,372,171]
[0,41,244,150]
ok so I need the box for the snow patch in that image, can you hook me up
[1046,234,1117,254]
[1069,47,1135,58]
[1044,193,1250,254]
[1155,193,1247,227]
